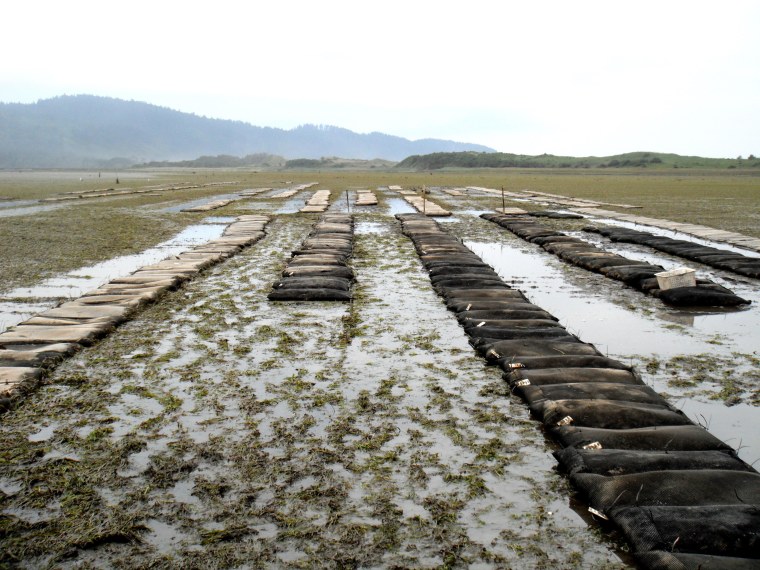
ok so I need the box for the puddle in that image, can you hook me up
[143,519,192,555]
[327,191,352,213]
[454,209,492,216]
[171,479,203,507]
[0,199,39,210]
[467,241,649,345]
[466,240,760,353]
[355,221,386,234]
[274,194,306,214]
[202,216,236,224]
[3,506,58,525]
[567,231,760,344]
[0,299,60,332]
[385,197,416,215]
[28,424,57,442]
[587,216,760,259]
[0,203,66,218]
[465,239,760,461]
[0,223,227,329]
[0,478,23,496]
[676,400,760,461]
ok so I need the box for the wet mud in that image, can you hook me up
[0,206,628,568]
[1,186,759,568]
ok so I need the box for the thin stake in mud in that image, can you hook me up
[346,190,350,213]
[501,186,506,212]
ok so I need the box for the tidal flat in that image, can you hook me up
[1,168,758,567]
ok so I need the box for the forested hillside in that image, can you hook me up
[396,151,760,170]
[0,95,494,168]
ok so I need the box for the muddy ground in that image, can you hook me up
[1,184,759,568]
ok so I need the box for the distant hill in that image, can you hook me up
[0,95,494,168]
[138,153,288,169]
[138,154,396,170]
[397,151,760,170]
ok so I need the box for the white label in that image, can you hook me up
[582,442,603,450]
[486,349,501,359]
[556,416,574,426]
[515,379,531,387]
[465,304,472,311]
[588,507,608,521]
[476,322,486,327]
[508,363,525,369]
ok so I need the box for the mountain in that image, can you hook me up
[0,95,494,168]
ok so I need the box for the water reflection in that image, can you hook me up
[0,223,226,329]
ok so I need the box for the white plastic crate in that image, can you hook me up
[654,267,696,290]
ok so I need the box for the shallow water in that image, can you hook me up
[0,223,226,329]
[569,230,760,345]
[202,216,236,224]
[0,203,66,218]
[270,191,310,214]
[354,221,385,234]
[385,197,416,215]
[587,216,760,258]
[464,238,760,461]
[465,234,760,353]
[452,209,492,217]
[0,199,39,210]
[0,300,61,332]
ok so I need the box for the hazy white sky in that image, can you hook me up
[2,0,758,157]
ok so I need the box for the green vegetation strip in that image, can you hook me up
[397,150,760,170]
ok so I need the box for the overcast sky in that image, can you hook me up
[2,0,758,157]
